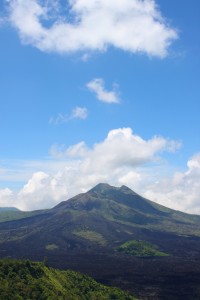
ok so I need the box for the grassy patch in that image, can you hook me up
[117,240,169,257]
[45,244,59,251]
[73,230,107,246]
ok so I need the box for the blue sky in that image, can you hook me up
[0,0,199,213]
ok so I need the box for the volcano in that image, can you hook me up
[0,183,200,299]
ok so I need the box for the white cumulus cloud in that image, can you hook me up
[78,128,181,173]
[0,127,184,211]
[17,171,68,210]
[87,78,120,104]
[0,188,14,207]
[7,0,178,57]
[144,153,200,214]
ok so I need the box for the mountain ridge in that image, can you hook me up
[53,183,200,229]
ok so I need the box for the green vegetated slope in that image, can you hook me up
[117,240,169,257]
[73,230,107,246]
[55,183,200,236]
[0,209,49,223]
[0,258,136,300]
[87,184,200,235]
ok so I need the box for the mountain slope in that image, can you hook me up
[0,258,136,300]
[0,183,200,299]
[0,207,20,212]
[54,183,200,235]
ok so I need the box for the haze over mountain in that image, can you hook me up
[0,183,200,299]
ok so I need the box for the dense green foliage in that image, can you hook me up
[0,259,136,300]
[117,240,169,257]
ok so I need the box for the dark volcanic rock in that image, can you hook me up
[0,183,200,299]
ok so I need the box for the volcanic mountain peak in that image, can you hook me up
[119,184,141,195]
[88,183,123,195]
[55,183,138,210]
[54,183,166,219]
[89,182,112,191]
[88,183,139,197]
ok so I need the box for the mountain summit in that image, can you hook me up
[89,183,138,195]
[0,183,200,299]
[54,183,181,223]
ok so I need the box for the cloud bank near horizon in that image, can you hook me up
[7,0,178,57]
[2,127,199,215]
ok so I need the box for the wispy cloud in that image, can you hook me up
[49,106,88,125]
[49,113,68,125]
[7,0,178,57]
[70,106,88,120]
[87,78,120,104]
[0,15,7,27]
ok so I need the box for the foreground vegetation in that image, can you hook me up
[117,240,169,257]
[0,258,136,300]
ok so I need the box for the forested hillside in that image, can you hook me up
[0,258,136,300]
